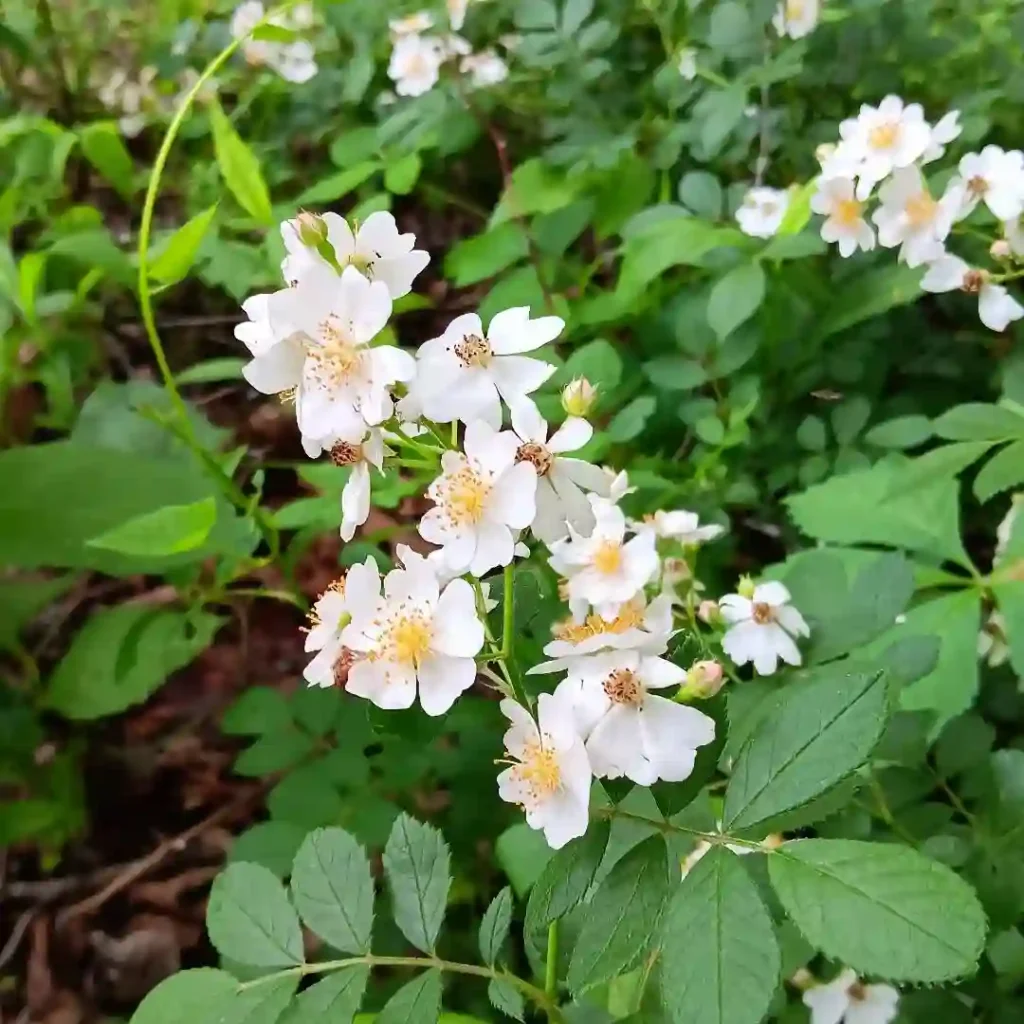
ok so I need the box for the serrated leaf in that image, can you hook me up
[722,669,888,831]
[888,441,993,495]
[488,977,525,1020]
[768,839,986,981]
[479,886,513,965]
[525,820,610,935]
[378,970,443,1024]
[707,262,765,341]
[383,813,451,953]
[567,836,672,994]
[814,263,922,341]
[231,822,308,877]
[210,99,272,224]
[86,497,217,556]
[206,862,304,968]
[291,828,374,954]
[150,205,219,286]
[975,440,1024,503]
[129,968,238,1024]
[281,966,367,1024]
[220,974,298,1024]
[660,847,779,1024]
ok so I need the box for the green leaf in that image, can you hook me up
[525,820,610,935]
[607,396,657,442]
[282,966,368,1024]
[129,968,238,1024]
[699,87,747,156]
[86,497,217,556]
[496,823,555,897]
[768,839,986,982]
[150,205,219,286]
[479,886,513,965]
[642,356,708,391]
[378,970,443,1024]
[776,181,816,236]
[707,262,765,341]
[722,668,888,831]
[291,828,374,954]
[231,822,308,878]
[210,99,272,224]
[0,574,75,653]
[567,836,672,994]
[678,172,723,220]
[45,606,221,719]
[222,687,291,735]
[175,357,246,385]
[490,159,579,226]
[295,162,379,206]
[382,813,451,954]
[79,122,135,198]
[488,978,525,1021]
[864,415,934,450]
[814,263,922,342]
[934,403,1024,441]
[50,228,134,285]
[220,974,298,1024]
[890,441,994,495]
[235,729,315,776]
[445,224,528,287]
[795,415,826,452]
[206,862,304,968]
[384,152,422,195]
[975,441,1024,503]
[660,847,780,1024]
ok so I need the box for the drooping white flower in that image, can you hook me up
[872,165,960,267]
[736,187,789,238]
[389,11,434,36]
[555,651,716,785]
[303,559,377,688]
[549,498,659,621]
[230,1,317,83]
[419,420,538,577]
[652,509,726,546]
[921,109,962,164]
[257,265,413,453]
[326,429,387,542]
[803,969,899,1024]
[772,0,819,39]
[950,146,1024,222]
[281,212,429,298]
[811,177,876,257]
[720,580,809,675]
[497,691,592,849]
[388,33,444,97]
[510,402,610,545]
[339,555,484,714]
[838,96,932,200]
[460,50,509,88]
[414,308,561,428]
[920,254,1024,332]
[677,47,697,80]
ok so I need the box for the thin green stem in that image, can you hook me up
[545,921,559,1011]
[501,563,515,659]
[596,806,767,851]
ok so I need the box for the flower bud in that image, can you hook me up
[685,659,725,698]
[294,211,328,248]
[561,377,597,418]
[737,575,756,599]
[697,599,719,624]
[991,238,1012,260]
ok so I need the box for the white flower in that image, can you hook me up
[389,11,434,35]
[281,211,428,299]
[811,177,876,257]
[510,402,610,545]
[549,498,659,621]
[267,40,318,85]
[803,969,899,1024]
[652,509,725,546]
[258,265,413,453]
[303,560,376,688]
[230,1,317,83]
[419,420,538,577]
[447,0,469,30]
[772,0,819,39]
[414,308,561,428]
[838,96,932,200]
[497,691,592,850]
[556,651,716,785]
[1005,217,1024,256]
[950,146,1024,222]
[461,50,508,88]
[720,581,809,675]
[920,254,1024,332]
[921,109,962,164]
[340,555,484,714]
[872,165,959,267]
[677,47,697,80]
[388,33,444,97]
[325,429,387,542]
[736,187,789,238]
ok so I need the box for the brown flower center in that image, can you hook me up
[332,646,358,687]
[454,334,492,368]
[967,174,989,197]
[330,441,364,466]
[847,981,867,1002]
[603,668,644,706]
[962,269,988,295]
[752,602,776,625]
[516,442,553,475]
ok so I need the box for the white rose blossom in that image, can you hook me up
[419,420,538,577]
[414,307,562,428]
[340,554,484,714]
[497,691,592,849]
[803,969,899,1024]
[921,254,1024,332]
[736,186,790,238]
[460,50,509,88]
[389,11,434,36]
[388,33,444,97]
[302,562,369,688]
[556,650,716,785]
[872,165,960,267]
[772,0,819,40]
[652,509,726,546]
[720,581,810,675]
[230,1,317,84]
[921,109,962,164]
[327,428,387,542]
[951,146,1024,222]
[811,176,876,257]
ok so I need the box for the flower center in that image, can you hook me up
[552,597,645,643]
[868,122,899,150]
[515,741,562,801]
[905,191,938,227]
[847,981,867,1003]
[752,601,776,625]
[332,647,358,687]
[345,252,374,276]
[785,0,804,17]
[309,317,364,386]
[603,668,644,706]
[384,613,433,666]
[834,197,863,227]
[967,174,989,197]
[330,441,364,466]
[592,540,623,575]
[962,269,987,294]
[516,442,553,475]
[438,465,492,525]
[454,334,492,368]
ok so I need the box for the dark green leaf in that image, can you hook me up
[933,403,1024,441]
[281,966,367,1024]
[479,886,513,965]
[488,978,525,1020]
[382,813,451,953]
[707,262,765,341]
[974,441,1024,503]
[377,970,443,1024]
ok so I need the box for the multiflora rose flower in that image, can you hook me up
[339,554,484,714]
[772,0,819,40]
[719,580,810,675]
[811,176,876,257]
[872,165,961,267]
[736,186,790,238]
[419,419,538,577]
[497,691,592,849]
[652,509,726,546]
[230,1,317,83]
[921,254,1024,332]
[326,428,387,542]
[388,33,444,97]
[950,145,1024,222]
[803,968,899,1024]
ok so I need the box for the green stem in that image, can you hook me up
[544,921,559,1010]
[237,954,563,1020]
[501,563,515,659]
[597,806,767,851]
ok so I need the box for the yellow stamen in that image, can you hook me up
[752,602,776,625]
[387,614,433,667]
[905,191,938,227]
[833,197,863,227]
[592,540,623,575]
[603,668,644,706]
[515,741,562,800]
[438,465,492,525]
[868,122,899,149]
[552,598,645,643]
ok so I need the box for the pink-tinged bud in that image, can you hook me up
[686,660,725,698]
[294,211,328,247]
[561,377,597,417]
[697,599,720,624]
[991,238,1012,260]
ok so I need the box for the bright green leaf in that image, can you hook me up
[129,969,238,1024]
[445,224,528,287]
[975,441,1024,503]
[934,403,1024,441]
[210,99,273,224]
[150,205,219,286]
[707,262,765,341]
[296,162,379,206]
[384,152,422,195]
[281,966,367,1024]
[79,122,135,198]
[86,497,217,556]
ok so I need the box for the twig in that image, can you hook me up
[0,908,37,971]
[2,865,126,903]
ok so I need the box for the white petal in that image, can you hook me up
[417,653,477,715]
[979,283,1024,332]
[548,417,592,454]
[469,520,514,576]
[492,461,539,530]
[323,213,356,262]
[637,696,713,781]
[638,655,686,690]
[548,468,596,536]
[803,982,853,1024]
[488,307,564,354]
[531,478,570,545]
[433,579,485,657]
[242,338,305,394]
[463,418,519,470]
[340,462,371,542]
[752,580,792,607]
[346,660,417,709]
[490,354,557,403]
[510,397,548,443]
[776,604,810,638]
[557,458,611,495]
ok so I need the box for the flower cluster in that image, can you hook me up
[236,206,810,850]
[387,8,508,97]
[230,1,318,84]
[802,968,899,1024]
